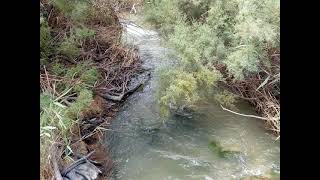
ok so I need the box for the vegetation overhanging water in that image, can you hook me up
[105,18,280,180]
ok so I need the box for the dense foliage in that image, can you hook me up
[144,0,280,133]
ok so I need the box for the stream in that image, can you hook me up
[105,19,280,180]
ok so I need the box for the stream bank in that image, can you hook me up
[40,1,145,179]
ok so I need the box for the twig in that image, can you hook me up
[44,65,51,90]
[97,75,147,101]
[220,104,270,121]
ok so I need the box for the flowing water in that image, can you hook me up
[105,19,280,180]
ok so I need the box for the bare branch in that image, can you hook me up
[220,104,270,121]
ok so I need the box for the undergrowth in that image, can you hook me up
[40,0,139,179]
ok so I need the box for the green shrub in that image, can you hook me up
[70,1,91,23]
[66,89,93,120]
[143,0,184,35]
[214,90,237,108]
[74,26,95,40]
[63,61,100,92]
[80,68,99,86]
[40,18,52,60]
[225,45,259,79]
[145,0,279,116]
[58,37,80,58]
[178,0,212,22]
[51,0,74,15]
[157,65,221,117]
[65,61,87,79]
[51,62,66,76]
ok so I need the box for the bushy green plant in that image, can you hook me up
[63,61,100,92]
[65,89,93,120]
[70,1,91,23]
[51,62,66,76]
[80,68,99,85]
[157,65,221,117]
[51,0,74,15]
[65,61,89,79]
[178,0,212,22]
[58,37,80,58]
[225,45,259,79]
[158,69,199,111]
[214,90,237,108]
[74,26,95,40]
[145,0,279,116]
[40,17,52,60]
[51,0,92,23]
[143,0,184,35]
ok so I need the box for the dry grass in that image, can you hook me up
[104,0,143,12]
[217,51,280,135]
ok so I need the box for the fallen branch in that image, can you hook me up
[220,104,270,121]
[98,73,150,101]
[100,93,124,101]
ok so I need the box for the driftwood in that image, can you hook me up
[98,72,150,102]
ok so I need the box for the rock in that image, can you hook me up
[64,161,101,180]
[208,141,242,159]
